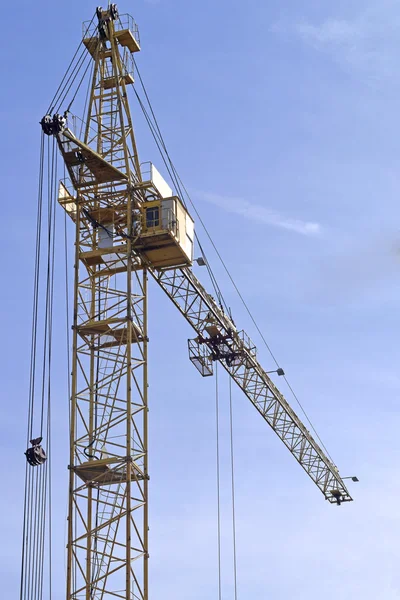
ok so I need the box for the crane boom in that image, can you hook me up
[152,266,352,504]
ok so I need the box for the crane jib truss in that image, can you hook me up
[26,5,353,600]
[152,267,352,503]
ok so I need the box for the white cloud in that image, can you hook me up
[294,19,362,46]
[198,191,322,236]
[272,2,400,79]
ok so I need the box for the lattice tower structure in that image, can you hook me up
[58,12,149,600]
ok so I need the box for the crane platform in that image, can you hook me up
[77,318,143,348]
[74,458,145,486]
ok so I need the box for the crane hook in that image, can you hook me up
[25,437,47,467]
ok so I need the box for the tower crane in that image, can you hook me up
[22,5,353,600]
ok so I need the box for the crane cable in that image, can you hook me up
[134,90,230,313]
[215,363,222,600]
[133,87,228,313]
[131,71,230,315]
[229,377,238,600]
[20,131,45,600]
[215,367,240,600]
[131,62,334,463]
[47,13,96,115]
[20,132,57,600]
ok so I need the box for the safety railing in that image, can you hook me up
[82,13,140,46]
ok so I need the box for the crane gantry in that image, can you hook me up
[25,5,353,600]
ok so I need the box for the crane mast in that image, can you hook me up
[58,10,149,599]
[33,5,353,599]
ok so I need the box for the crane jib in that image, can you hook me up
[152,266,352,505]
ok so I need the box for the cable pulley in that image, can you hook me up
[97,4,119,20]
[40,113,66,136]
[97,4,118,40]
[110,4,119,20]
[25,437,47,467]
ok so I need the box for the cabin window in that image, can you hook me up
[146,206,160,228]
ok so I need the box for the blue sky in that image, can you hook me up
[1,0,400,598]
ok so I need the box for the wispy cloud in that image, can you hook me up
[271,2,400,79]
[198,191,322,236]
[294,19,362,46]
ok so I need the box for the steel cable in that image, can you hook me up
[132,88,229,313]
[55,50,93,115]
[20,132,56,600]
[229,377,238,600]
[47,13,96,114]
[20,130,45,600]
[215,363,222,600]
[131,64,334,463]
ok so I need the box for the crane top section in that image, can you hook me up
[84,6,141,54]
[42,3,194,272]
[83,7,140,89]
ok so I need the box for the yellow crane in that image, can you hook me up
[22,5,353,600]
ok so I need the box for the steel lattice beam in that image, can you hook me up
[152,267,352,504]
[58,12,149,600]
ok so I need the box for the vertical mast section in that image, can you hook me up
[57,7,148,599]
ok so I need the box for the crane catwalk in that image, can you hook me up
[22,5,352,600]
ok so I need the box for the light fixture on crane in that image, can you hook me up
[267,367,285,376]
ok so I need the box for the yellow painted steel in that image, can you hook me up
[61,12,150,600]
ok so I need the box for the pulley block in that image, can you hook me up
[109,3,119,20]
[97,4,119,20]
[40,113,66,136]
[25,437,47,467]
